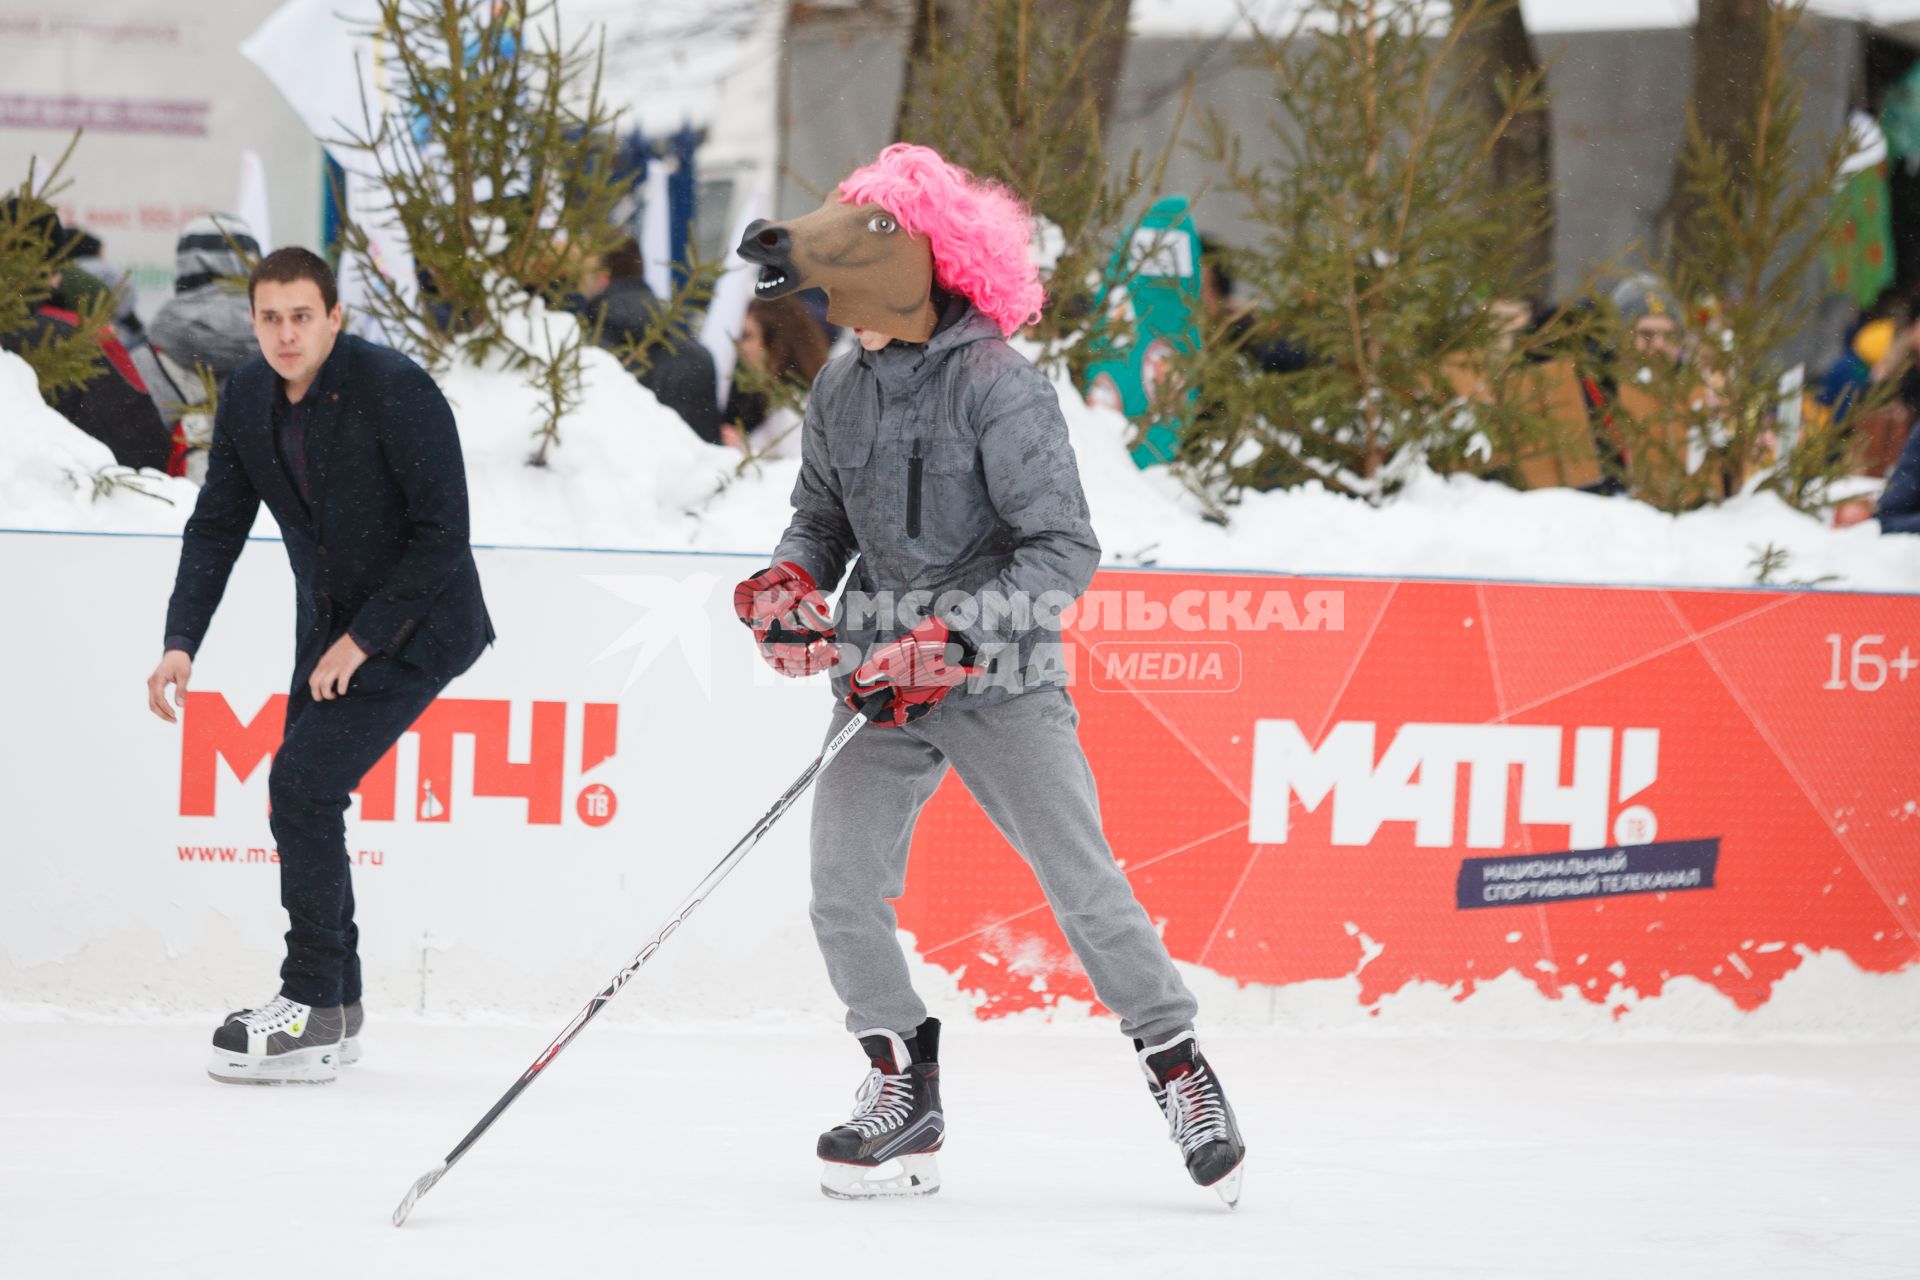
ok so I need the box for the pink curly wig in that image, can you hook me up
[837,144,1045,338]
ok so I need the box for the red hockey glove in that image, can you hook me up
[733,561,839,678]
[848,618,977,728]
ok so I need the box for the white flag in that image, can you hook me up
[242,0,416,336]
[234,151,273,252]
[641,162,672,302]
[699,179,772,406]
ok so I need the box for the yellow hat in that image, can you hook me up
[1854,316,1896,365]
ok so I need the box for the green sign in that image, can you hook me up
[1082,195,1202,467]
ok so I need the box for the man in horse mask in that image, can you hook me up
[733,144,1247,1207]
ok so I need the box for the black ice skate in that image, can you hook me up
[1137,1031,1246,1207]
[208,994,344,1085]
[818,1017,944,1199]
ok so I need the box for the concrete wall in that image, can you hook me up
[779,7,913,217]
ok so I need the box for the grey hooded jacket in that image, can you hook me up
[149,215,259,387]
[773,299,1100,709]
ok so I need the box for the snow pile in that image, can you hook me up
[0,314,803,555]
[3,323,1916,595]
[1053,366,1920,593]
[0,351,203,533]
[435,297,796,553]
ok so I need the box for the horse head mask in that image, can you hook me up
[736,144,1046,344]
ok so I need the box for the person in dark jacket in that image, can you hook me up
[733,145,1247,1207]
[146,247,494,1085]
[0,201,171,471]
[577,236,721,442]
[1869,420,1920,532]
[1836,394,1920,533]
[1198,235,1309,375]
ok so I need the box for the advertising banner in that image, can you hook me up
[2,533,1914,1030]
[902,572,1920,1021]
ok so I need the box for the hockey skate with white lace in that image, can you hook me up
[1138,1031,1247,1206]
[208,993,344,1085]
[817,1018,944,1199]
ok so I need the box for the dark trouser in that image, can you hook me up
[269,656,445,1007]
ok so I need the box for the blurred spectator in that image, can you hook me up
[1197,235,1308,375]
[1860,420,1920,531]
[64,230,148,350]
[1817,307,1898,421]
[151,215,261,380]
[56,231,119,321]
[0,200,171,472]
[1486,297,1558,359]
[1611,273,1685,365]
[720,296,829,459]
[1834,311,1920,532]
[1834,422,1920,531]
[574,235,721,443]
[1573,275,1697,496]
[144,214,262,482]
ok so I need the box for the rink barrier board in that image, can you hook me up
[1,531,1915,1027]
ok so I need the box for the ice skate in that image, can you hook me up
[818,1018,944,1199]
[208,994,344,1085]
[1138,1031,1246,1207]
[222,998,361,1064]
[341,1001,364,1065]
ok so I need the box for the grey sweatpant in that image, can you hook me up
[808,687,1199,1044]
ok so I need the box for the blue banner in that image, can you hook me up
[1456,839,1720,910]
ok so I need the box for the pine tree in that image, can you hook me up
[1604,1,1857,512]
[1171,0,1591,508]
[1664,0,1771,265]
[892,0,1181,368]
[1452,0,1553,286]
[331,0,703,454]
[1,134,114,400]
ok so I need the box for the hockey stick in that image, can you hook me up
[391,691,891,1227]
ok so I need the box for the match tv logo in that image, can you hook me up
[179,692,621,827]
[1248,721,1661,850]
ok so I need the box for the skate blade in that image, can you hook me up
[1210,1160,1245,1209]
[821,1153,940,1200]
[206,1043,341,1085]
[340,1035,362,1066]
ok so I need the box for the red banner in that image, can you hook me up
[902,573,1920,1019]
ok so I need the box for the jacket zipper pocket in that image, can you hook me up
[906,439,923,539]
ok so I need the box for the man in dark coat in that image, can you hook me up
[577,236,722,442]
[146,247,494,1085]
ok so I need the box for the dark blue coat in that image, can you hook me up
[164,333,494,684]
[1877,420,1920,535]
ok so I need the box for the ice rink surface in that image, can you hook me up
[2,1017,1915,1279]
